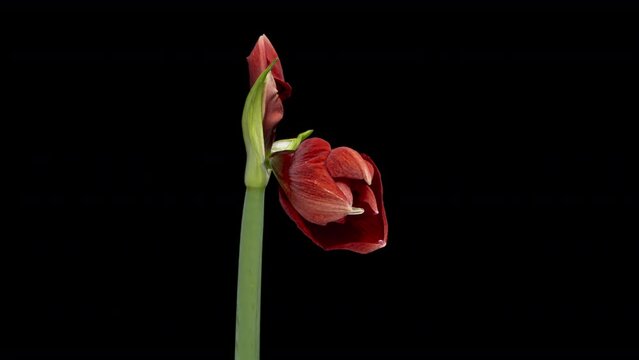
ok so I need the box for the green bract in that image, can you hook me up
[241,59,278,188]
[270,129,313,154]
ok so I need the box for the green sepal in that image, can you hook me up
[241,59,278,188]
[269,129,313,155]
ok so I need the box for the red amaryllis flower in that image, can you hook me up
[247,34,292,150]
[271,138,387,254]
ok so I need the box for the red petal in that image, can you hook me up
[247,35,291,100]
[271,138,358,226]
[351,181,378,215]
[335,181,354,204]
[277,153,387,254]
[333,181,353,224]
[247,35,292,148]
[247,36,285,89]
[262,73,284,149]
[326,147,374,185]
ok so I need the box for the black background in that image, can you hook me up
[6,1,639,359]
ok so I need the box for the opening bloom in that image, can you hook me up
[271,138,387,254]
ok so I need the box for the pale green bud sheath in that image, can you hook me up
[270,129,313,154]
[241,59,278,188]
[236,59,277,360]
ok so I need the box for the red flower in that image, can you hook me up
[247,35,292,150]
[271,138,387,254]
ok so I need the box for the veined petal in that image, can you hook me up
[271,138,361,226]
[277,151,387,254]
[335,181,353,204]
[278,188,385,254]
[326,147,374,185]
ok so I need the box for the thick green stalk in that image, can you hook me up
[235,186,265,360]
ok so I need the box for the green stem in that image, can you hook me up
[235,186,265,360]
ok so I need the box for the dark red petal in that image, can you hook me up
[326,147,374,185]
[274,77,292,100]
[361,154,387,242]
[351,181,378,215]
[277,153,387,254]
[271,138,357,226]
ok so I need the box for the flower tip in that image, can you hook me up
[364,174,373,186]
[347,207,365,216]
[300,129,314,139]
[257,34,269,44]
